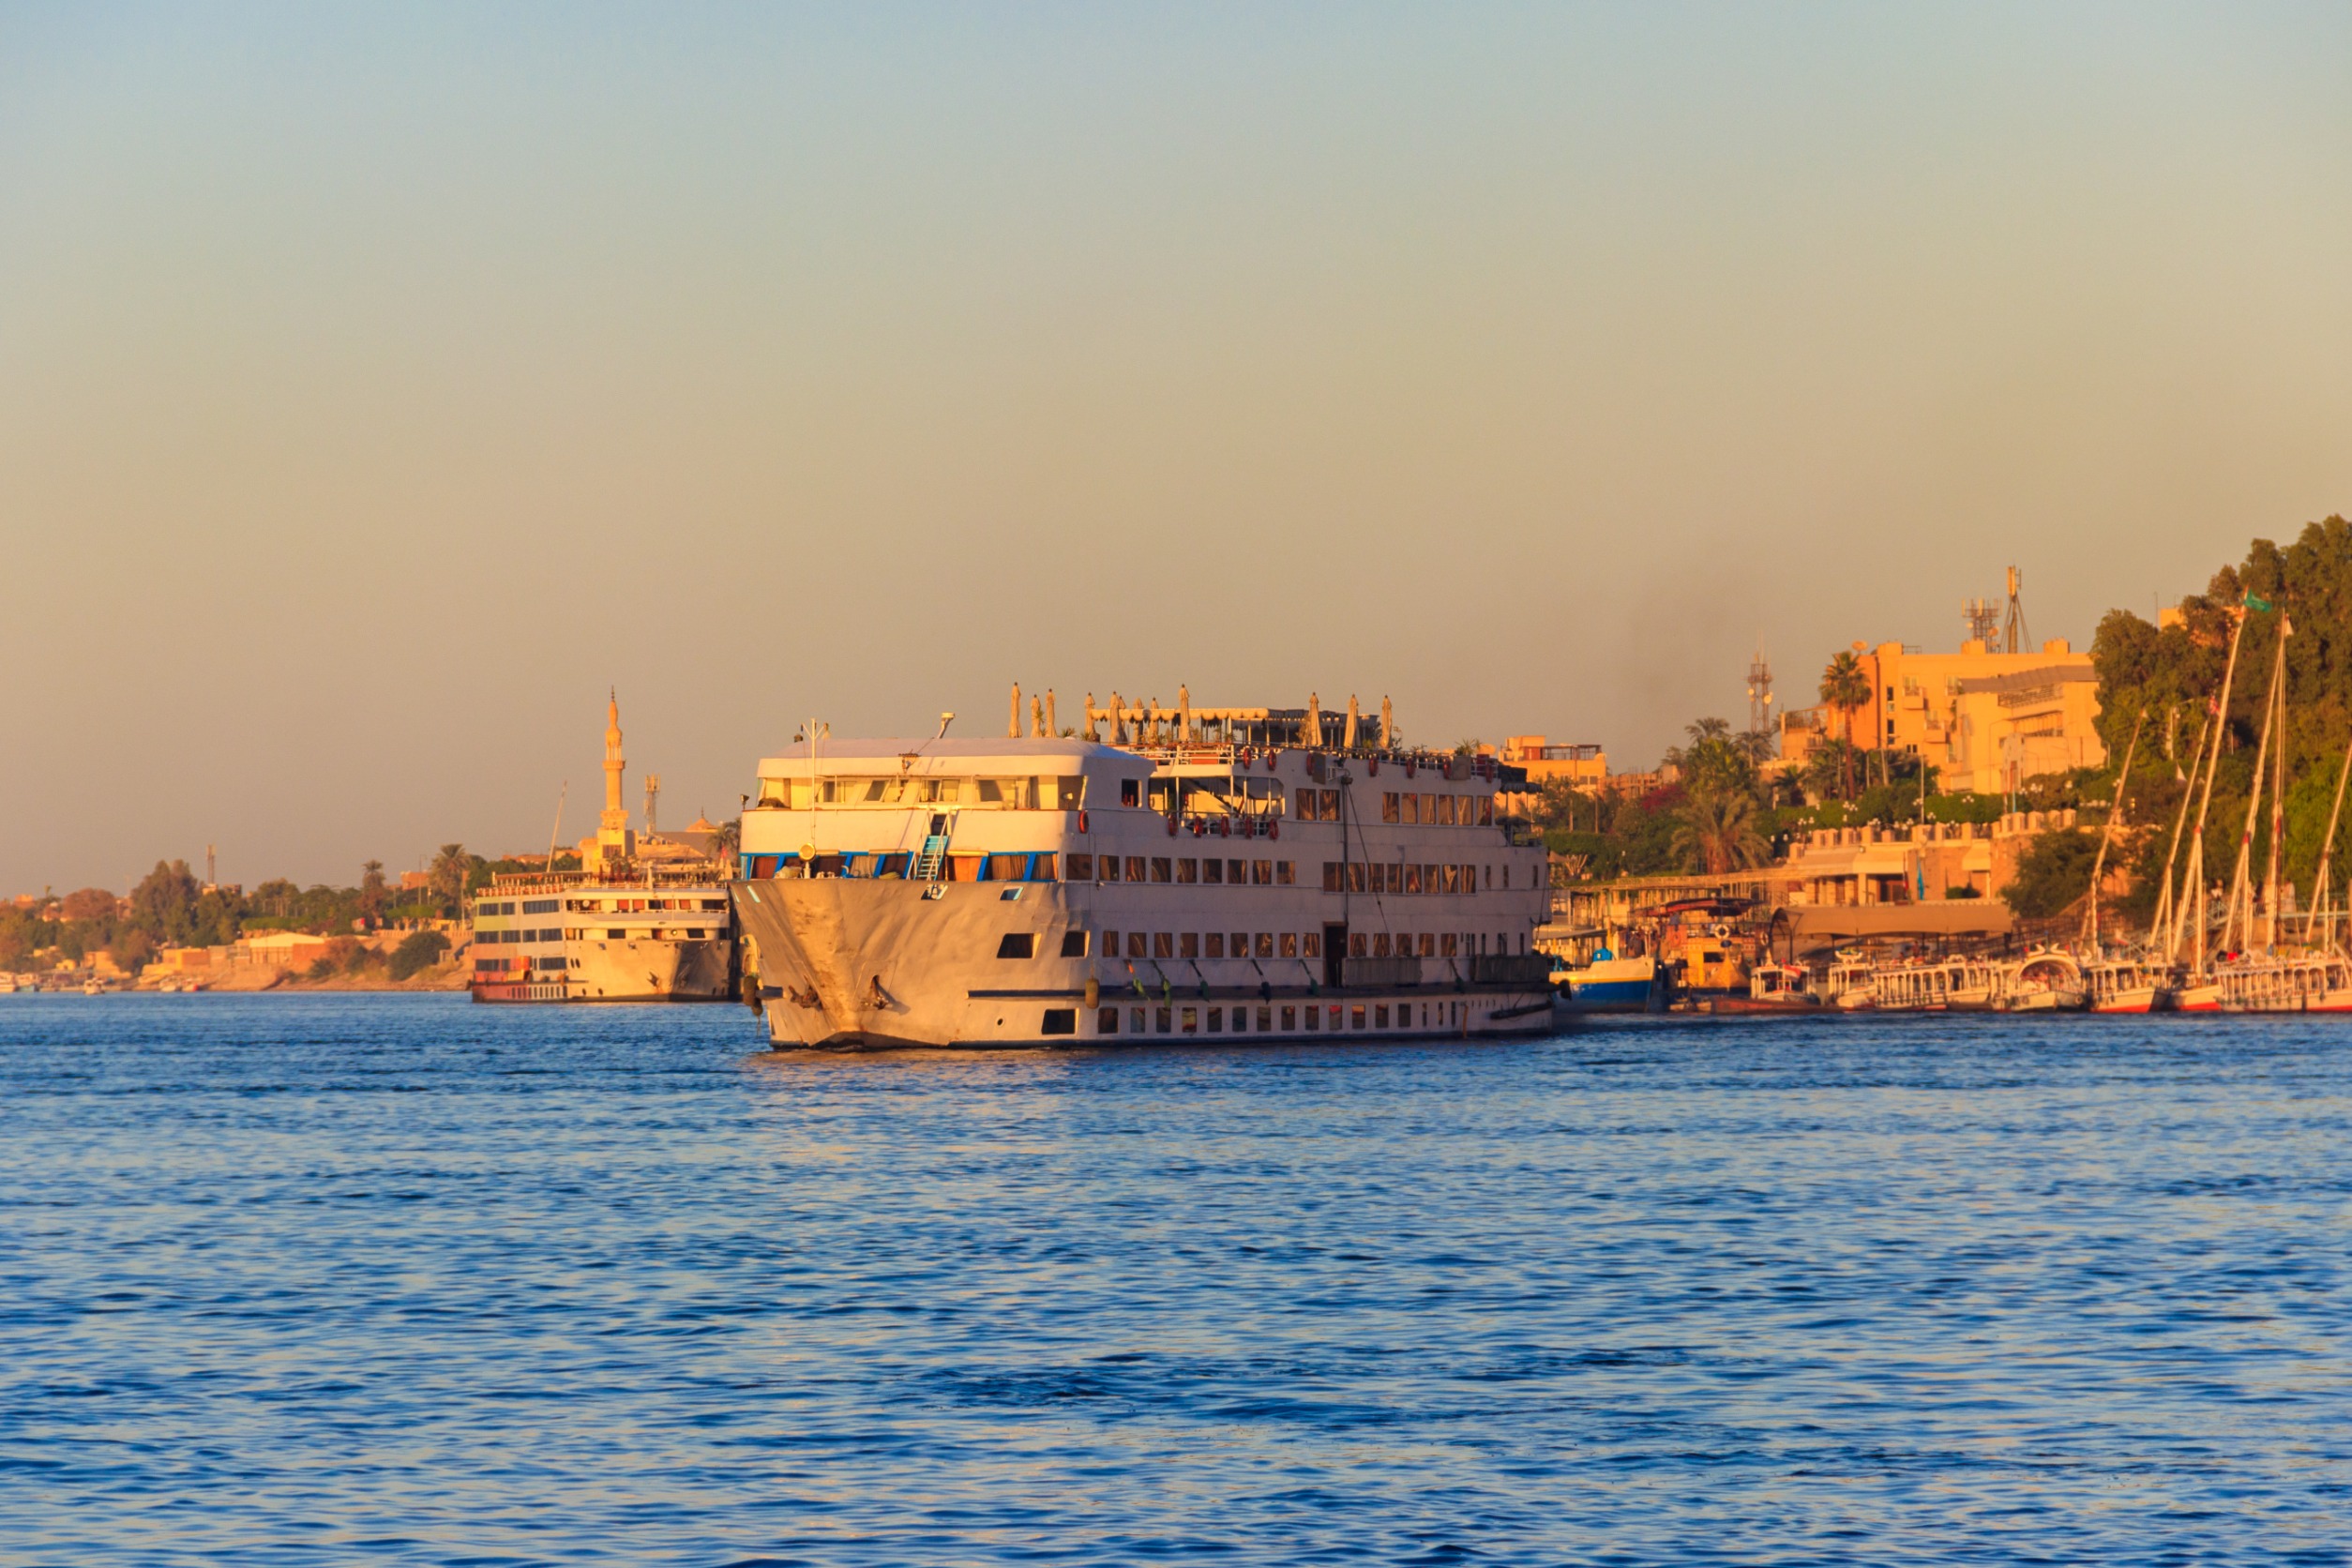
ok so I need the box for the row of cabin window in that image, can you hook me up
[760,776,1088,809]
[1291,790,1494,826]
[562,896,727,912]
[475,898,563,916]
[567,927,714,942]
[479,927,561,944]
[475,955,571,972]
[758,852,1060,881]
[1096,1000,1482,1035]
[1090,929,1514,961]
[1071,855,1295,885]
[1321,861,1512,894]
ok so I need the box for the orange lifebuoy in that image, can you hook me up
[1077,809,1088,833]
[1167,815,1178,837]
[1266,751,1279,772]
[1269,821,1280,840]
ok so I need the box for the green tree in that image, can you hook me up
[1672,788,1771,875]
[359,860,388,925]
[128,860,201,946]
[1817,652,1871,803]
[429,844,471,916]
[2007,829,2101,919]
[388,928,451,981]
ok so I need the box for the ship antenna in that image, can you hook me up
[938,712,956,739]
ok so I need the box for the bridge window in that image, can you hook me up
[997,932,1035,959]
[1041,1008,1076,1035]
[1061,931,1088,957]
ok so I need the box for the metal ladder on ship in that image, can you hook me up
[912,813,953,881]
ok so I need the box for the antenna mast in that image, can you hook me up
[546,781,567,871]
[1746,649,1774,744]
[1962,596,2000,648]
[2002,565,2029,654]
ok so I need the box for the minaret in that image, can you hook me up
[597,690,636,867]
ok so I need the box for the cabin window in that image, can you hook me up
[1180,1007,1197,1034]
[1180,932,1199,959]
[1125,856,1147,882]
[1281,1005,1297,1030]
[1156,1007,1172,1033]
[1347,864,1368,895]
[1304,931,1322,957]
[1207,1007,1222,1033]
[1382,792,1400,822]
[1102,929,1118,956]
[1127,933,1146,959]
[1483,865,1492,890]
[1098,1007,1119,1033]
[1122,779,1141,807]
[1254,860,1273,885]
[1373,933,1392,957]
[1375,1004,1390,1028]
[996,933,1035,959]
[1148,779,1176,813]
[1420,792,1436,822]
[1388,864,1405,894]
[1041,1008,1076,1035]
[758,778,790,807]
[1229,859,1245,882]
[1500,865,1510,889]
[919,778,961,804]
[1154,932,1173,958]
[1349,933,1368,958]
[1230,931,1246,957]
[1151,857,1172,883]
[1061,931,1088,957]
[1441,934,1458,957]
[1258,1006,1273,1032]
[1279,933,1298,958]
[1132,1006,1147,1033]
[1068,853,1094,881]
[1205,933,1225,957]
[1046,776,1086,810]
[1323,863,1341,892]
[1319,790,1339,821]
[1404,865,1423,895]
[1437,794,1455,825]
[1201,858,1222,884]
[1256,933,1274,958]
[1304,1004,1319,1031]
[1402,792,1420,824]
[1294,788,1315,819]
[987,853,1028,882]
[1276,861,1294,884]
[1348,1005,1363,1030]
[1176,858,1198,883]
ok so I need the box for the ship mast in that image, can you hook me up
[2171,605,2250,972]
[2148,707,2209,949]
[2082,710,2142,954]
[2221,623,2287,956]
[2305,728,2352,952]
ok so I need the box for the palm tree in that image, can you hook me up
[428,843,471,918]
[1672,788,1772,875]
[1818,652,1871,802]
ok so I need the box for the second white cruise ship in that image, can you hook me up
[731,692,1556,1048]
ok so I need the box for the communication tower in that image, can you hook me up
[2002,565,2029,654]
[1746,650,1774,741]
[1962,596,2000,647]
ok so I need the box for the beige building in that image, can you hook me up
[1495,736,1607,819]
[1783,637,2105,796]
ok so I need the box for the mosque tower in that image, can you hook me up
[596,690,636,867]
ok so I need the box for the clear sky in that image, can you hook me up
[5,2,2349,892]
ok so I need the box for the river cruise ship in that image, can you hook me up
[470,868,734,1003]
[731,696,1556,1048]
[470,693,737,1003]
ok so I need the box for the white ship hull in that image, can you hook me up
[734,878,1552,1048]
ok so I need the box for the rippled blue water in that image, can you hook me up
[3,995,2349,1564]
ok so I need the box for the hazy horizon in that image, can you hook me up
[6,3,2349,892]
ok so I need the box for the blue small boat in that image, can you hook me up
[1556,950,1667,1014]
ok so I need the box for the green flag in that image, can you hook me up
[2245,594,2273,612]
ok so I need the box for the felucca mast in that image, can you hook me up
[2221,623,2288,956]
[2172,607,2250,971]
[2082,710,2142,954]
[2148,708,2209,949]
[2305,728,2352,952]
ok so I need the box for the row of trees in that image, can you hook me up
[0,845,565,974]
